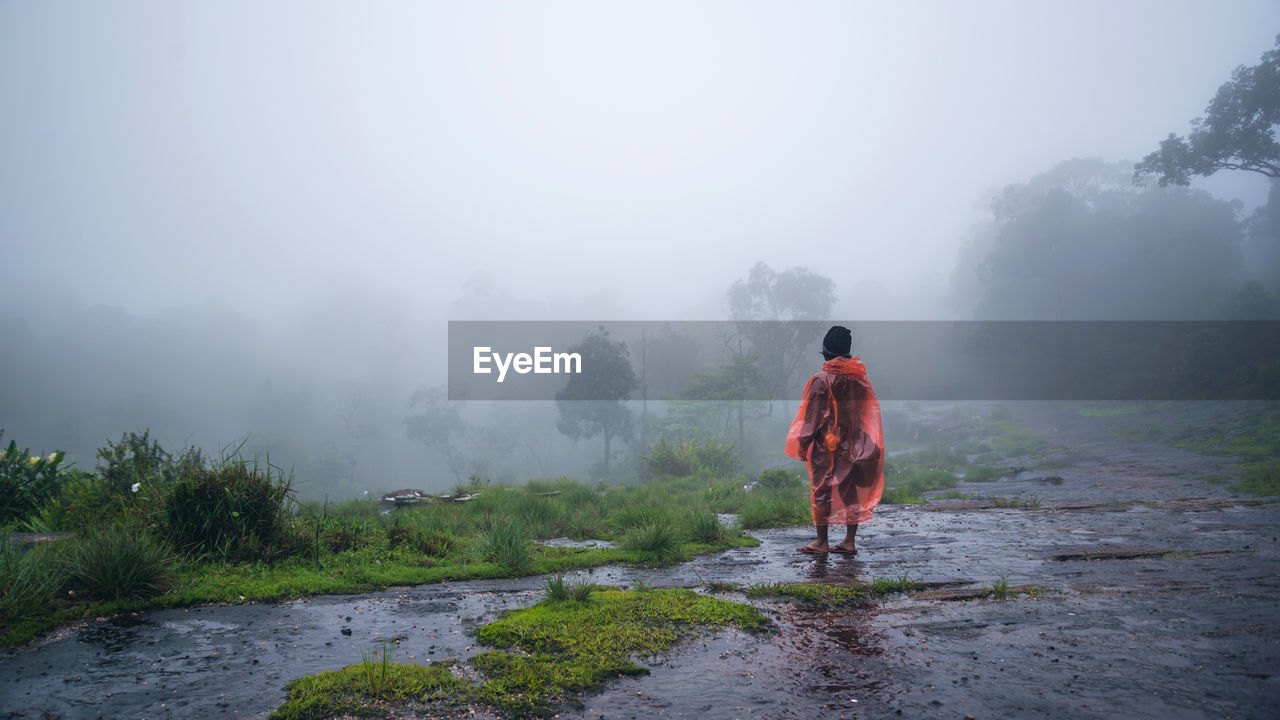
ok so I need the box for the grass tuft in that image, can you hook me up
[59,524,174,602]
[620,522,686,563]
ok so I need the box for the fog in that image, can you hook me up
[2,2,1278,497]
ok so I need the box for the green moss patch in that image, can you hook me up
[1233,461,1280,496]
[473,587,766,715]
[746,576,921,606]
[270,660,471,720]
[270,588,768,719]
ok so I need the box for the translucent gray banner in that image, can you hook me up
[447,321,1280,401]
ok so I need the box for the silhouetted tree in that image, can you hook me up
[727,262,836,400]
[555,330,637,475]
[962,158,1245,319]
[1135,35,1280,186]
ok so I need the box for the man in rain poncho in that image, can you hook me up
[785,325,885,554]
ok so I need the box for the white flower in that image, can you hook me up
[131,482,141,493]
[46,453,57,462]
[29,457,39,465]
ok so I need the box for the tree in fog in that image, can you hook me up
[555,330,637,475]
[406,387,476,484]
[957,158,1245,319]
[727,262,836,400]
[1135,34,1280,186]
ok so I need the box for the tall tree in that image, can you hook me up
[555,330,637,475]
[963,158,1245,319]
[1134,35,1280,186]
[727,262,836,402]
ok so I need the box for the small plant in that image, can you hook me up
[756,469,803,490]
[358,639,397,694]
[738,487,809,528]
[686,510,728,543]
[566,577,594,602]
[991,495,1040,509]
[868,572,919,595]
[643,436,739,478]
[620,521,684,562]
[0,539,62,625]
[880,487,923,504]
[477,520,533,572]
[542,573,570,601]
[989,577,1010,600]
[964,466,1001,482]
[59,524,174,602]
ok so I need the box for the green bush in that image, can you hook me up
[881,487,923,504]
[964,466,1001,482]
[757,469,804,490]
[163,456,295,562]
[0,539,62,624]
[0,432,75,525]
[21,474,123,533]
[643,436,739,478]
[96,429,203,495]
[387,517,454,558]
[738,487,809,529]
[60,524,173,602]
[685,509,729,543]
[323,519,372,553]
[620,522,684,562]
[477,520,533,572]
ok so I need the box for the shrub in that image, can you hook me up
[96,429,203,495]
[323,519,372,553]
[542,573,570,601]
[620,522,685,562]
[0,539,62,624]
[881,487,923,504]
[541,573,593,602]
[643,436,739,478]
[60,524,173,601]
[21,474,123,533]
[163,456,295,562]
[685,509,728,543]
[0,432,74,525]
[703,482,746,514]
[757,469,804,490]
[477,520,533,572]
[738,488,809,529]
[964,466,1000,482]
[387,517,454,558]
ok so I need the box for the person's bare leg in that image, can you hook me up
[833,523,857,553]
[801,507,830,551]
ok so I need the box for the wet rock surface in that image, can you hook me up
[3,403,1277,719]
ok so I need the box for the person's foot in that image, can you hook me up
[797,541,829,554]
[830,542,857,554]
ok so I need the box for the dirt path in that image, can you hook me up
[3,403,1276,719]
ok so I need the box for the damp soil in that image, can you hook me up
[3,402,1277,720]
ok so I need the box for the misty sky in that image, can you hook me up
[3,1,1278,321]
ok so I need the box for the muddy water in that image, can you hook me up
[3,403,1278,719]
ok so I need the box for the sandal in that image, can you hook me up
[830,546,857,555]
[796,546,828,554]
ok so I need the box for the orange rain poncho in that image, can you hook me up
[784,356,885,525]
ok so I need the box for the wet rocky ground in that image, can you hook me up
[3,402,1277,719]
